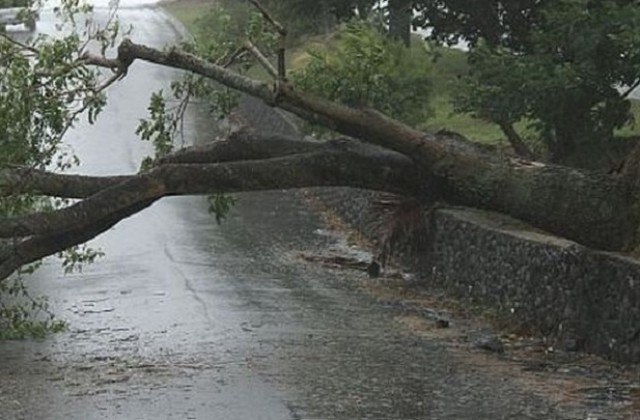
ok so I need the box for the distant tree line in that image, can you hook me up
[0,0,30,8]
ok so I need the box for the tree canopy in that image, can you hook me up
[414,0,640,165]
[413,0,545,50]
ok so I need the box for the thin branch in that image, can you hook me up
[247,0,286,36]
[94,70,122,91]
[217,45,247,68]
[497,121,535,160]
[621,79,640,100]
[244,40,278,79]
[246,0,287,80]
[80,51,120,72]
[33,68,125,174]
[277,45,286,80]
[0,31,39,54]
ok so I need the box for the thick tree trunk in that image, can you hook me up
[318,0,335,34]
[271,84,637,251]
[388,0,412,46]
[550,123,578,163]
[549,106,600,164]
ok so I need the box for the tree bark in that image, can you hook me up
[388,0,412,46]
[355,0,375,19]
[0,133,423,281]
[85,40,640,250]
[498,121,535,160]
[87,40,640,251]
[3,38,640,281]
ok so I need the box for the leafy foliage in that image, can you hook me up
[0,274,66,340]
[59,244,105,274]
[0,0,123,337]
[292,22,434,128]
[420,0,640,164]
[413,0,544,50]
[137,4,280,166]
[0,0,31,7]
[137,3,283,219]
[136,90,177,165]
[207,193,237,225]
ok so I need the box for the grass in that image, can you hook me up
[162,0,640,148]
[160,0,211,30]
[617,100,640,137]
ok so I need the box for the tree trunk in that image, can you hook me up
[550,123,578,163]
[498,121,535,160]
[3,39,640,282]
[318,0,335,34]
[98,40,640,251]
[100,40,640,251]
[355,0,374,19]
[549,105,600,165]
[388,0,412,46]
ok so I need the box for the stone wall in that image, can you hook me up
[312,187,640,363]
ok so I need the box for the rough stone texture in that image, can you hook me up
[312,187,640,363]
[429,208,640,363]
[311,187,381,235]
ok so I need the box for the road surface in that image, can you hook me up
[0,3,637,419]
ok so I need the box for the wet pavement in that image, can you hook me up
[0,3,639,420]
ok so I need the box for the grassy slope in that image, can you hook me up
[420,45,507,143]
[162,0,640,146]
[160,0,211,30]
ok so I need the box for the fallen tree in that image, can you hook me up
[2,5,640,282]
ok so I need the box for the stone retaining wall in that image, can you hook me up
[313,187,640,363]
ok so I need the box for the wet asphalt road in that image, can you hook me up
[0,4,632,420]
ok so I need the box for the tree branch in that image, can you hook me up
[244,40,278,79]
[0,198,157,282]
[621,79,640,100]
[0,166,132,198]
[247,0,287,36]
[1,132,397,198]
[0,133,423,281]
[497,121,535,160]
[0,174,166,238]
[0,30,635,281]
[246,0,287,79]
[79,38,640,250]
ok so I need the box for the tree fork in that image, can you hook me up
[88,39,640,251]
[0,133,424,282]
